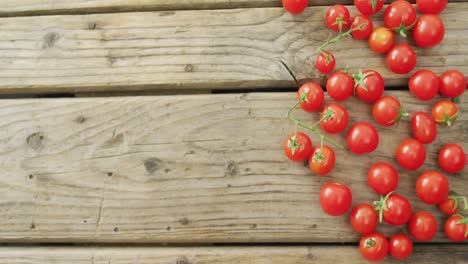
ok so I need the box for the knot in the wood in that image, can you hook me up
[225,161,238,176]
[184,64,193,72]
[176,256,190,264]
[75,115,86,123]
[43,32,60,48]
[88,22,97,30]
[178,217,190,226]
[26,132,44,150]
[144,158,162,174]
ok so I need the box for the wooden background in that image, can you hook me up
[0,0,466,263]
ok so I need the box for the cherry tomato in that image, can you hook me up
[326,71,354,101]
[369,27,395,54]
[439,70,466,98]
[412,15,445,48]
[350,15,373,40]
[325,5,350,31]
[319,182,352,216]
[375,193,412,226]
[408,211,437,241]
[354,0,385,16]
[372,96,408,127]
[297,82,324,112]
[387,44,416,74]
[309,145,335,176]
[367,162,399,195]
[445,215,468,242]
[354,70,385,103]
[384,0,417,37]
[320,103,349,134]
[438,143,466,174]
[359,232,388,262]
[283,132,313,162]
[347,122,379,154]
[350,204,378,235]
[282,0,308,14]
[389,234,413,260]
[432,100,458,126]
[315,52,336,74]
[411,112,437,144]
[439,195,464,215]
[416,170,449,205]
[396,139,426,170]
[416,0,447,14]
[409,70,440,101]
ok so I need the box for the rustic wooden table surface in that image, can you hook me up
[0,0,467,263]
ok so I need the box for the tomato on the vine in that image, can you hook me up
[387,44,416,74]
[375,193,412,226]
[411,112,437,144]
[354,70,385,103]
[445,215,468,242]
[409,211,438,241]
[297,82,324,112]
[354,0,385,16]
[320,182,352,216]
[283,132,313,161]
[412,14,445,48]
[432,100,458,126]
[369,27,395,54]
[367,162,399,195]
[351,15,373,40]
[389,234,413,260]
[409,70,440,101]
[282,0,309,14]
[384,0,417,37]
[372,96,408,126]
[439,70,466,98]
[316,52,336,74]
[438,143,466,174]
[350,204,378,235]
[396,139,426,170]
[320,103,349,134]
[325,5,351,32]
[309,145,335,176]
[416,0,447,14]
[439,194,468,215]
[359,232,388,262]
[347,122,379,154]
[326,71,354,101]
[416,170,449,205]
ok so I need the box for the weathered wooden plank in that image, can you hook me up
[0,246,466,263]
[0,4,466,94]
[0,91,466,243]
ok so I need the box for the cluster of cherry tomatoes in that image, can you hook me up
[281,0,467,262]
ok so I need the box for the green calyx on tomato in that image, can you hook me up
[390,104,410,125]
[448,192,468,212]
[332,16,348,32]
[374,192,393,223]
[352,70,373,91]
[453,214,468,237]
[439,112,458,127]
[298,90,309,103]
[287,135,302,155]
[392,20,416,38]
[365,237,376,247]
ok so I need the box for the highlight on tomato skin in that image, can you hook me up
[412,14,445,48]
[438,143,466,174]
[416,0,448,14]
[416,170,449,205]
[319,182,353,216]
[347,122,379,154]
[282,0,309,14]
[408,211,438,242]
[411,112,437,144]
[445,215,468,242]
[395,139,426,170]
[409,70,440,101]
[389,234,413,260]
[439,70,467,98]
[325,5,351,32]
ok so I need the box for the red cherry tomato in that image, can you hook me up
[384,0,417,37]
[283,132,313,162]
[347,122,379,154]
[354,0,385,16]
[438,143,466,174]
[359,232,388,262]
[375,193,412,226]
[409,70,440,101]
[315,52,336,74]
[309,145,335,176]
[350,204,378,235]
[396,139,426,170]
[432,100,458,126]
[389,234,413,260]
[297,82,324,112]
[412,15,445,48]
[416,170,449,205]
[320,182,352,216]
[325,5,351,31]
[282,0,308,14]
[416,0,447,14]
[326,71,354,101]
[409,211,438,241]
[387,44,416,74]
[439,70,467,98]
[367,162,399,195]
[350,15,373,40]
[369,27,395,54]
[445,215,468,242]
[372,96,408,127]
[320,103,349,134]
[439,195,464,216]
[411,112,437,144]
[354,70,385,103]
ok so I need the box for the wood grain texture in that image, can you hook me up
[0,91,466,243]
[0,4,466,94]
[0,246,466,263]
